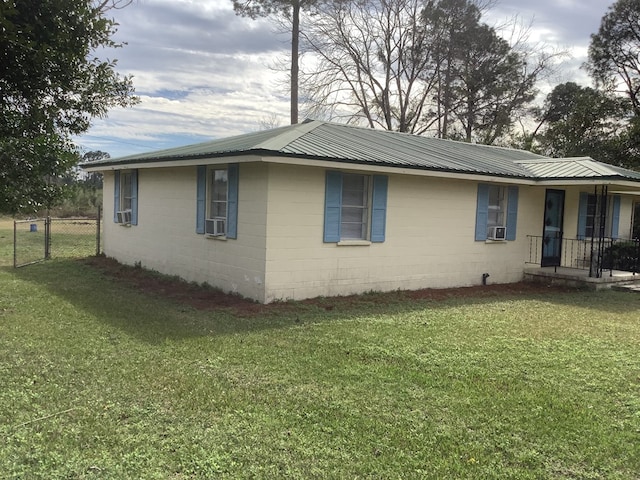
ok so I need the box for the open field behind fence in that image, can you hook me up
[0,216,101,268]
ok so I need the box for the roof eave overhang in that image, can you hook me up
[80,150,251,172]
[82,150,536,185]
[262,155,536,185]
[534,177,640,189]
[82,151,640,189]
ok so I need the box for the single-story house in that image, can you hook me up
[83,120,640,303]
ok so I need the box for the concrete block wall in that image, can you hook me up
[263,164,545,302]
[102,162,639,303]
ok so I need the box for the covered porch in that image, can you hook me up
[525,234,640,277]
[522,178,640,289]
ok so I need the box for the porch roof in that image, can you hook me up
[515,157,640,182]
[83,120,640,185]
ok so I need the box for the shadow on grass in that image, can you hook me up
[7,257,640,345]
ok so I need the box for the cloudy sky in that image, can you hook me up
[77,0,616,158]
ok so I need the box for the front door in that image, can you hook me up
[541,189,565,267]
[633,201,640,239]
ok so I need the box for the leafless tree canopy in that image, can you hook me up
[300,0,562,143]
[301,0,437,133]
[92,0,134,12]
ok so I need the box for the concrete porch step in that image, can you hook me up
[611,282,640,293]
[524,266,640,290]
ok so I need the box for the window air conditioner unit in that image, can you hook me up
[205,218,226,236]
[488,226,506,240]
[116,210,132,224]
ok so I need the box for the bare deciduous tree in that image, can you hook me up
[301,0,561,144]
[93,0,134,12]
[301,0,439,133]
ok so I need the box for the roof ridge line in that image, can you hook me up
[254,120,324,151]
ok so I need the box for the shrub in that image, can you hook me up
[602,241,640,271]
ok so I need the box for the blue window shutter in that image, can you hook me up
[506,186,518,241]
[324,171,342,242]
[196,165,206,234]
[113,170,120,223]
[227,164,239,239]
[611,195,621,239]
[577,192,589,239]
[130,170,139,225]
[371,175,388,242]
[475,184,489,241]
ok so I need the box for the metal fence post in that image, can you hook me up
[96,205,101,256]
[45,216,51,259]
[13,220,17,268]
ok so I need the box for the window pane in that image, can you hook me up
[488,210,502,226]
[342,174,367,207]
[487,185,505,228]
[341,222,366,240]
[213,170,227,200]
[343,190,363,206]
[212,201,227,218]
[342,206,365,223]
[209,169,228,219]
[121,172,132,211]
[343,174,365,193]
[340,174,369,240]
[585,194,615,238]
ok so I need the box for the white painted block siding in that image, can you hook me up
[103,164,268,302]
[263,164,541,302]
[102,163,637,303]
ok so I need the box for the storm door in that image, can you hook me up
[541,189,565,267]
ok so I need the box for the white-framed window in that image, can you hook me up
[487,185,506,234]
[340,173,370,240]
[324,171,388,243]
[475,183,518,241]
[585,194,599,238]
[114,170,137,225]
[578,192,622,239]
[196,164,238,238]
[120,171,133,212]
[206,168,228,236]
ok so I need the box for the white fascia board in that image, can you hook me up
[81,155,262,172]
[535,179,640,190]
[82,153,640,190]
[259,155,537,185]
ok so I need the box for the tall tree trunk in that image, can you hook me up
[441,38,453,139]
[291,0,300,125]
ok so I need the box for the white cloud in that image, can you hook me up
[77,0,617,157]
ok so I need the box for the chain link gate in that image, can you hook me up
[13,206,102,268]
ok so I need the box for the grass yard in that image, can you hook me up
[0,227,639,478]
[0,217,17,266]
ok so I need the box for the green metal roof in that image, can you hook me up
[83,119,640,182]
[515,157,640,181]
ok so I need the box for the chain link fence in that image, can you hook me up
[13,218,49,267]
[13,208,102,268]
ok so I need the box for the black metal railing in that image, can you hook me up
[526,236,640,277]
[601,238,640,274]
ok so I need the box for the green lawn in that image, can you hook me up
[0,232,639,478]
